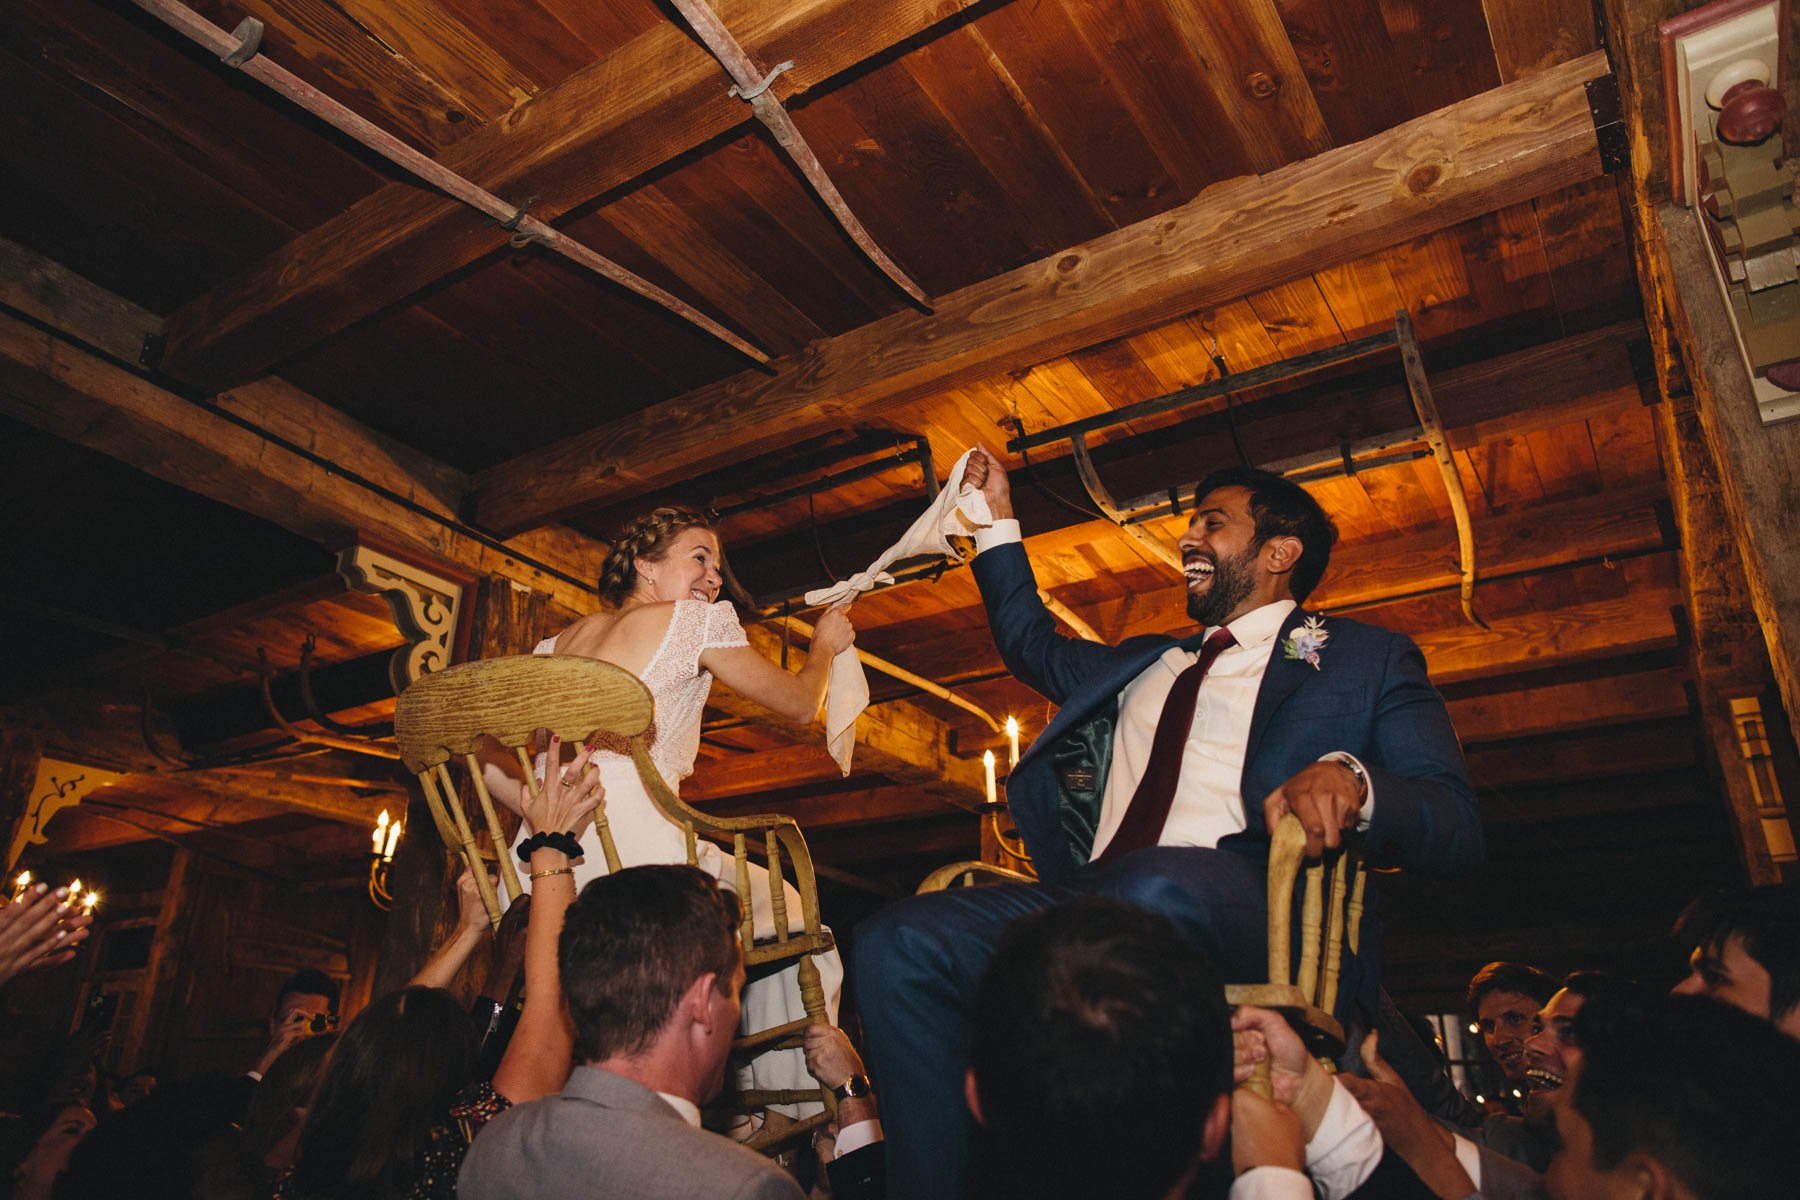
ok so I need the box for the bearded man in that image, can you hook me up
[854,453,1481,1199]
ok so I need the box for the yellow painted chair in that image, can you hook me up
[394,653,838,1150]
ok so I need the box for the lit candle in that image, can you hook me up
[66,878,82,903]
[383,818,403,861]
[81,890,100,913]
[1005,716,1020,768]
[983,750,997,807]
[12,870,29,899]
[373,810,390,855]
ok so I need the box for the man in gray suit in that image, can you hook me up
[460,865,803,1200]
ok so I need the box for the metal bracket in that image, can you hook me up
[1396,310,1486,629]
[1069,434,1185,572]
[1586,73,1630,174]
[729,59,794,101]
[139,331,166,370]
[220,16,264,68]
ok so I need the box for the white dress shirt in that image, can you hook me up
[1231,1078,1385,1199]
[976,520,1372,851]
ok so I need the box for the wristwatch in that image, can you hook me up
[1326,752,1368,802]
[832,1073,873,1101]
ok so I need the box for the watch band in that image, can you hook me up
[1327,753,1368,801]
[832,1073,872,1101]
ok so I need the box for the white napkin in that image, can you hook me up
[804,449,994,773]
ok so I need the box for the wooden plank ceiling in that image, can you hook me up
[0,0,1747,1004]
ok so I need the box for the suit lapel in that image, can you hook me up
[1017,636,1180,770]
[1241,607,1314,832]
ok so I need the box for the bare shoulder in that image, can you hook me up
[554,603,677,675]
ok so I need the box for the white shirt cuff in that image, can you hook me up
[1452,1133,1483,1191]
[1321,751,1375,830]
[974,518,1022,554]
[1229,1166,1314,1200]
[833,1119,882,1159]
[1305,1078,1384,1199]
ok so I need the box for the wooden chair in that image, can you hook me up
[1225,813,1367,1071]
[394,654,837,1150]
[916,860,1037,892]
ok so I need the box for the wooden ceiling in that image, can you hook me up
[0,0,1760,1007]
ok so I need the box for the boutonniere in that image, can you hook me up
[1282,616,1329,670]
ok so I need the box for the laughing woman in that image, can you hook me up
[480,505,854,1122]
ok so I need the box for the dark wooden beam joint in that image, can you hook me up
[1586,73,1632,174]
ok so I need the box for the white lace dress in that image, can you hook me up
[509,599,843,1115]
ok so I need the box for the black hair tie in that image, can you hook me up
[517,831,583,862]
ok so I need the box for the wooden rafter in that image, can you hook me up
[472,51,1615,534]
[155,0,990,389]
[664,0,928,307]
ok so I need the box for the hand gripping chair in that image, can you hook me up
[1227,813,1366,1093]
[394,653,839,1150]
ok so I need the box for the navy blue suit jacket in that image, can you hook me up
[974,542,1482,884]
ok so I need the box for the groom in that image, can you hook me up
[853,448,1482,1198]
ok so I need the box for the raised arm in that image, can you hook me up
[699,604,856,725]
[965,445,1115,703]
[492,735,602,1104]
[408,868,494,991]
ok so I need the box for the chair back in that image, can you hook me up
[394,654,650,923]
[1261,812,1368,1019]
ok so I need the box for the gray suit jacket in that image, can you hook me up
[458,1066,803,1200]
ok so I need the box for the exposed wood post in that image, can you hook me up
[131,849,197,1071]
[0,731,41,878]
[370,575,573,995]
[1655,394,1789,882]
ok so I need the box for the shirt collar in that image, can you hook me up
[656,1091,702,1128]
[1210,598,1298,649]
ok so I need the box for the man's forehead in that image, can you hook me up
[1193,485,1252,516]
[1481,990,1537,1013]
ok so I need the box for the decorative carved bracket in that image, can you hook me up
[6,757,123,872]
[335,538,478,694]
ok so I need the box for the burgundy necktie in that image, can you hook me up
[1096,628,1237,862]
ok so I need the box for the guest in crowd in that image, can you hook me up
[8,1101,94,1200]
[1465,962,1557,1092]
[965,897,1381,1200]
[232,968,337,1118]
[459,865,804,1200]
[1546,991,1800,1200]
[277,732,598,1200]
[55,1076,253,1200]
[238,1034,335,1181]
[1670,881,1799,1037]
[103,1068,159,1113]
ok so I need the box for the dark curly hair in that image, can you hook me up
[595,507,719,608]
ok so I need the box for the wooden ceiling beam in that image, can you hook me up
[726,318,1651,603]
[695,785,962,831]
[1446,665,1692,744]
[1463,718,1699,789]
[0,245,603,613]
[858,483,1671,687]
[154,0,989,389]
[474,50,1613,533]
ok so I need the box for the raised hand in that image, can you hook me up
[526,733,603,838]
[1231,1005,1335,1140]
[964,445,1014,520]
[0,884,92,987]
[812,602,856,658]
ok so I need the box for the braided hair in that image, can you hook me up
[596,506,718,608]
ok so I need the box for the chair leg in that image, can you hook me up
[796,952,838,1119]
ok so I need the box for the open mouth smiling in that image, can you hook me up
[1182,557,1214,592]
[1525,1066,1564,1092]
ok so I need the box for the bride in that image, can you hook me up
[481,505,854,1115]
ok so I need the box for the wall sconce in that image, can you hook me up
[369,809,403,909]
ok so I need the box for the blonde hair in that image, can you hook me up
[596,507,719,608]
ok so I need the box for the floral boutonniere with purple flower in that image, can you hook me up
[1282,615,1329,670]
